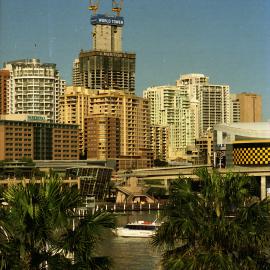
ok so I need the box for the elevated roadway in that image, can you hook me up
[118,165,270,199]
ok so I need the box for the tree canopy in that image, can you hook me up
[0,177,115,270]
[153,168,270,270]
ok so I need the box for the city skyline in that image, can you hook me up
[1,0,270,118]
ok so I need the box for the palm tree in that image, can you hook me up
[153,168,270,270]
[0,177,115,270]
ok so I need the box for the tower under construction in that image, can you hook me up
[73,1,135,94]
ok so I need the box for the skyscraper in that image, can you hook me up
[2,59,65,122]
[73,13,135,93]
[62,3,152,169]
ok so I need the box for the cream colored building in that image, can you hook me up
[177,74,231,137]
[143,85,195,161]
[3,59,65,123]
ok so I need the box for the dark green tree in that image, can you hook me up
[0,177,115,270]
[153,168,270,270]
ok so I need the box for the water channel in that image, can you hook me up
[100,211,162,270]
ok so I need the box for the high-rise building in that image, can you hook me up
[60,88,152,170]
[73,12,135,93]
[72,58,81,86]
[64,3,152,169]
[237,93,262,122]
[85,114,120,160]
[177,73,209,101]
[143,85,195,160]
[86,90,152,170]
[230,94,241,123]
[0,69,10,115]
[177,74,231,137]
[3,59,65,122]
[59,86,95,156]
[199,84,231,135]
[150,125,169,161]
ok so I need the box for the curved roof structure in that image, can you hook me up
[215,122,270,139]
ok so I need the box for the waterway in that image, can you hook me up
[101,211,162,270]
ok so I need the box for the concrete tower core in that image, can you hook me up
[91,15,124,52]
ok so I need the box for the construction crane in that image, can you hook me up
[88,0,99,15]
[112,0,123,16]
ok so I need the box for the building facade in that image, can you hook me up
[59,86,96,156]
[86,90,152,170]
[177,74,231,137]
[143,85,195,160]
[214,123,270,167]
[85,114,120,160]
[0,69,10,115]
[150,125,169,161]
[0,114,79,161]
[238,93,262,122]
[230,94,241,123]
[2,59,65,122]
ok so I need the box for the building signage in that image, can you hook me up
[91,15,124,26]
[27,115,47,122]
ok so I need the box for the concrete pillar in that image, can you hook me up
[164,178,169,191]
[261,176,266,200]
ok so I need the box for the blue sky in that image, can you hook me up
[1,0,270,119]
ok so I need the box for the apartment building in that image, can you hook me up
[59,86,96,156]
[177,74,231,137]
[150,125,169,161]
[143,85,195,160]
[87,90,152,170]
[85,114,120,160]
[2,59,65,122]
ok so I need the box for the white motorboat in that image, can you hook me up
[115,220,161,238]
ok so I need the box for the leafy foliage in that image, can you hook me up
[0,177,115,270]
[153,168,270,270]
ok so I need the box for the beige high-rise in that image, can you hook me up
[86,90,152,170]
[60,88,152,170]
[59,86,96,156]
[237,93,262,122]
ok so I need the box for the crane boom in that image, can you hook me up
[112,0,123,16]
[89,0,99,15]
